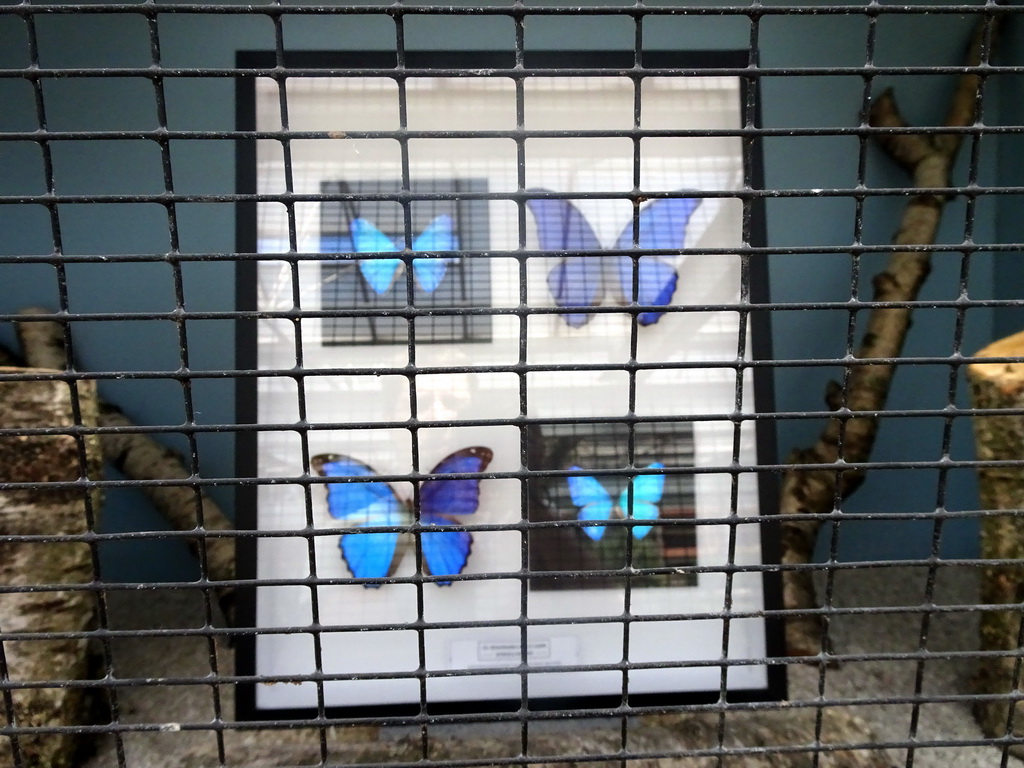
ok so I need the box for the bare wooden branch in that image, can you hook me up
[99,404,237,621]
[780,18,996,657]
[967,330,1024,741]
[15,309,236,623]
[14,308,70,372]
[0,371,103,768]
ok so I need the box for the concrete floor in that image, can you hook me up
[81,565,1023,767]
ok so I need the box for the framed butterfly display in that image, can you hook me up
[318,178,493,346]
[526,422,700,592]
[237,48,784,720]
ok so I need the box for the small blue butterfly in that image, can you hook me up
[311,447,492,587]
[566,464,666,541]
[351,214,459,294]
[526,192,701,327]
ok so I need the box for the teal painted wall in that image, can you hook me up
[0,6,1013,580]
[994,19,1024,342]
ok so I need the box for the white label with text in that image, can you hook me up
[449,637,578,669]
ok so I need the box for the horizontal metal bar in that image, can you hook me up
[0,1,1016,15]
[2,241,1021,265]
[0,124,1022,144]
[3,184,1024,207]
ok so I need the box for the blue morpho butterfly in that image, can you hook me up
[566,464,666,541]
[311,447,492,587]
[525,192,701,327]
[349,214,458,295]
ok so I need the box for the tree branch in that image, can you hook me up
[780,16,997,657]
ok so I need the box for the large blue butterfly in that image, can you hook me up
[526,192,701,327]
[311,447,492,587]
[350,214,458,294]
[566,464,666,541]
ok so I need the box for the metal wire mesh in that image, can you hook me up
[0,2,1022,767]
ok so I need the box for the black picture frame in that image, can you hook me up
[235,48,785,721]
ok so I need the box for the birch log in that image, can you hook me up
[98,403,236,622]
[0,370,103,768]
[967,330,1024,739]
[15,309,236,623]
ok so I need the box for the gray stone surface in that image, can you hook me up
[80,566,1022,767]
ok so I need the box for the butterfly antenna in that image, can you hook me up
[341,185,360,228]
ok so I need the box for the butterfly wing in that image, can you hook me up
[419,527,473,586]
[547,256,605,329]
[417,446,493,584]
[350,217,403,294]
[615,197,701,326]
[411,214,458,293]
[526,194,604,328]
[526,195,603,253]
[338,506,407,586]
[631,198,701,252]
[566,466,614,542]
[312,454,406,584]
[617,256,679,327]
[617,462,666,539]
[312,454,395,522]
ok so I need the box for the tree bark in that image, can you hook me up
[14,309,236,623]
[0,370,103,768]
[967,330,1024,739]
[780,18,996,657]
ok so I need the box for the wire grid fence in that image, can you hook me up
[0,1,1022,767]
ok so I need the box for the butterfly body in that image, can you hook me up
[351,214,458,294]
[526,193,699,327]
[566,463,666,541]
[312,446,492,586]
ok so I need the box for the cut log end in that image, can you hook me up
[968,329,1024,395]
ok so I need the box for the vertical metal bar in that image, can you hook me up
[269,9,330,762]
[618,8,646,761]
[808,11,883,767]
[19,9,129,767]
[144,10,229,764]
[512,3,531,758]
[715,7,764,767]
[0,628,25,768]
[905,11,999,768]
[390,10,435,756]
